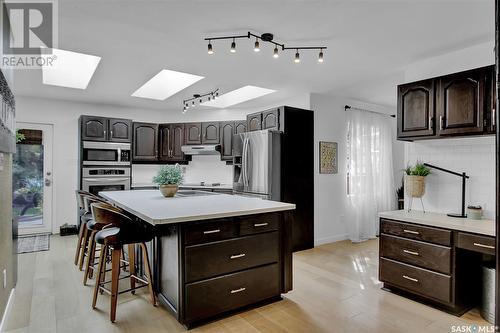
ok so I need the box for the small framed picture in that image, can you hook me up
[319,141,337,174]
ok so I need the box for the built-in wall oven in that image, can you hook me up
[82,167,131,196]
[82,141,131,166]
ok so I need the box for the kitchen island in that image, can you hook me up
[100,190,296,328]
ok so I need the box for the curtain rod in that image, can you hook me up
[344,105,396,118]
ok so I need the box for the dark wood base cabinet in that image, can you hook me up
[151,212,292,328]
[379,218,494,315]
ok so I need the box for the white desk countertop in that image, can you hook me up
[379,210,495,236]
[100,190,295,225]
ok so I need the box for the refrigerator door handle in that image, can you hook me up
[242,136,248,187]
[245,137,251,188]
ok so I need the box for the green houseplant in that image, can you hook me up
[404,162,431,199]
[153,165,184,197]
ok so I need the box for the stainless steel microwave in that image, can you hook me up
[82,141,131,166]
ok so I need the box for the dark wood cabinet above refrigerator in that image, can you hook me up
[80,116,132,143]
[397,65,495,141]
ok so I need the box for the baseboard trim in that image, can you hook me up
[314,233,348,246]
[0,288,15,332]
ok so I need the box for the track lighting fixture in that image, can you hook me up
[230,39,236,53]
[254,38,260,52]
[294,49,300,63]
[207,40,213,55]
[181,88,220,113]
[273,46,279,58]
[204,31,326,63]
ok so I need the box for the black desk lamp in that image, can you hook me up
[423,163,469,218]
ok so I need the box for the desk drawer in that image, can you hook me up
[185,232,279,282]
[380,219,451,246]
[185,263,280,323]
[380,258,451,303]
[239,213,279,236]
[184,219,238,245]
[380,234,451,274]
[457,232,495,255]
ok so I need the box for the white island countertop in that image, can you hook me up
[100,190,295,225]
[379,210,495,236]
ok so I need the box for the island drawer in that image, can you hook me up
[185,263,280,323]
[380,258,451,304]
[185,232,279,282]
[183,219,238,245]
[380,219,452,246]
[238,213,280,236]
[380,234,451,274]
[457,232,495,255]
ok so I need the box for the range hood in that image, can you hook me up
[181,144,221,155]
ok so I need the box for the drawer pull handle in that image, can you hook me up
[230,253,246,259]
[403,249,420,256]
[402,275,419,283]
[203,229,221,234]
[473,242,495,250]
[230,287,246,294]
[403,229,420,235]
[254,223,269,227]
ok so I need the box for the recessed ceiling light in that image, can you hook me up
[132,69,204,100]
[202,85,276,108]
[42,49,101,89]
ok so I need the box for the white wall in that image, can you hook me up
[405,137,495,219]
[310,93,403,245]
[15,94,310,234]
[402,40,496,218]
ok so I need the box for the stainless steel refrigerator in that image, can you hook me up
[233,130,281,200]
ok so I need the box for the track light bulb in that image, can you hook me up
[207,41,213,55]
[254,38,260,52]
[273,46,279,58]
[192,101,195,106]
[318,50,324,63]
[230,39,236,53]
[294,50,300,63]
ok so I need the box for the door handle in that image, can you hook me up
[439,116,444,130]
[44,178,52,186]
[492,109,496,127]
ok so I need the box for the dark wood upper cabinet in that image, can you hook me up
[397,65,495,141]
[220,122,235,161]
[159,125,171,161]
[397,80,435,139]
[247,113,262,131]
[108,118,132,142]
[436,69,485,135]
[262,109,279,130]
[81,116,108,141]
[159,123,185,162]
[202,122,220,144]
[235,121,247,135]
[185,123,202,145]
[132,122,158,161]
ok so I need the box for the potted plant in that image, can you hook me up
[153,164,184,197]
[404,163,431,198]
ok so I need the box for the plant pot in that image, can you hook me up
[405,175,426,198]
[159,184,179,198]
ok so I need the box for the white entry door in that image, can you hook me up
[13,123,53,235]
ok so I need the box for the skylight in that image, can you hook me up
[42,49,101,89]
[132,69,204,100]
[202,85,276,108]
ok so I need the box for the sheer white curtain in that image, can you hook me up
[346,109,395,242]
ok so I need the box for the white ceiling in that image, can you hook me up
[12,0,494,111]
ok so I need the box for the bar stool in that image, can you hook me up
[74,191,98,266]
[91,203,156,322]
[83,202,123,285]
[77,194,108,271]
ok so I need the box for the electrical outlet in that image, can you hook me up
[2,269,6,289]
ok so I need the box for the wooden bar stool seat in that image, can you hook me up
[91,204,156,323]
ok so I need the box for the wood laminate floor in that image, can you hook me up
[1,235,489,333]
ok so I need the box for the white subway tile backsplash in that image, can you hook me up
[404,136,495,219]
